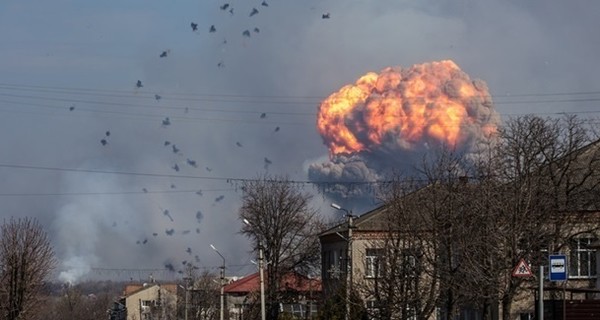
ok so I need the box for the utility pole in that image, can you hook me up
[259,241,266,320]
[243,219,266,320]
[183,277,191,320]
[210,244,227,320]
[331,203,354,320]
[346,214,354,320]
[220,265,225,320]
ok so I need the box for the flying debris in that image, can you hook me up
[215,195,225,202]
[152,232,158,237]
[68,105,75,111]
[100,139,108,146]
[220,3,230,10]
[136,240,141,244]
[159,51,168,58]
[136,80,143,88]
[172,144,180,154]
[260,113,266,119]
[163,209,174,222]
[196,210,203,223]
[186,247,192,254]
[195,190,203,196]
[155,94,162,101]
[186,159,198,167]
[191,22,198,31]
[217,61,225,68]
[195,255,200,262]
[196,228,200,234]
[182,260,188,266]
[105,131,110,137]
[182,230,190,235]
[184,107,189,113]
[250,8,259,17]
[112,221,117,227]
[170,184,176,189]
[165,263,175,272]
[261,0,268,6]
[254,27,260,33]
[165,229,175,236]
[164,141,171,146]
[162,117,171,126]
[172,164,180,172]
[242,30,251,37]
[142,239,148,244]
[205,167,212,172]
[209,25,216,33]
[264,157,272,169]
[322,13,330,19]
[236,142,243,147]
[142,188,148,193]
[274,126,280,132]
[229,8,234,15]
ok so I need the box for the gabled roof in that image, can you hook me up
[224,272,321,294]
[123,283,178,297]
[319,205,389,238]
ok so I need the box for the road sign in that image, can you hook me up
[512,258,533,277]
[549,254,567,281]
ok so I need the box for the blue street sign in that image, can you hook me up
[549,254,567,281]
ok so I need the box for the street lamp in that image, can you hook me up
[181,277,191,320]
[331,203,355,320]
[243,219,266,320]
[210,244,226,320]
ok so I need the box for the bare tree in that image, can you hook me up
[44,286,114,320]
[0,217,56,320]
[488,115,600,319]
[239,175,324,320]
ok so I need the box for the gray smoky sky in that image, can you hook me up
[0,0,599,282]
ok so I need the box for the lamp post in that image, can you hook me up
[243,218,266,320]
[182,277,191,320]
[331,203,354,320]
[210,244,226,320]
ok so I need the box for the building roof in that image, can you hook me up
[224,272,321,294]
[319,205,388,238]
[123,283,178,297]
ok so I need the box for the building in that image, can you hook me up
[320,140,600,319]
[224,271,322,319]
[122,282,179,320]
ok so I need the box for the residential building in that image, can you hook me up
[320,200,600,320]
[224,271,322,319]
[122,282,179,320]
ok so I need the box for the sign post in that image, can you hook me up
[512,258,533,278]
[549,255,567,281]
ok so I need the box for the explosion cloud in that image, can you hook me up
[309,60,500,202]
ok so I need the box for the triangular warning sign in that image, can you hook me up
[512,258,533,277]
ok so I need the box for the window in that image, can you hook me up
[366,300,380,319]
[569,237,597,278]
[519,312,534,320]
[326,250,343,279]
[365,248,384,278]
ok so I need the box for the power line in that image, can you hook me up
[0,82,325,100]
[0,92,316,116]
[0,162,390,185]
[2,81,600,101]
[0,188,233,197]
[0,99,309,126]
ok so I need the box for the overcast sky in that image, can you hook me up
[1,0,599,282]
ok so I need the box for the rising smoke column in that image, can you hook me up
[309,60,500,201]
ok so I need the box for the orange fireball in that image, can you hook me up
[317,60,498,156]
